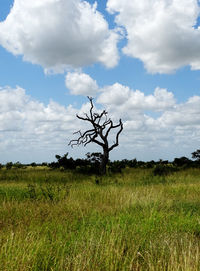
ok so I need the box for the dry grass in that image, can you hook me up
[0,168,200,270]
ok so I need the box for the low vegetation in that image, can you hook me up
[0,166,200,270]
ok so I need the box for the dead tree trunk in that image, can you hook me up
[101,147,109,175]
[69,97,123,175]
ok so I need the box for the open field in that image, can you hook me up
[0,167,200,271]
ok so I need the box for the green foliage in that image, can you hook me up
[13,161,23,169]
[192,149,200,161]
[153,164,178,176]
[0,167,200,270]
[173,156,192,167]
[53,153,76,170]
[6,162,13,170]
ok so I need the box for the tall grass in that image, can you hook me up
[0,168,200,270]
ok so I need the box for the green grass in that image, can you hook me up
[0,168,200,270]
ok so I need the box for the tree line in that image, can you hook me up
[1,150,200,176]
[48,150,200,175]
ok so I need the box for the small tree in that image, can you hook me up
[54,153,76,170]
[192,149,200,161]
[6,162,13,170]
[13,161,23,169]
[69,97,123,175]
[86,152,102,174]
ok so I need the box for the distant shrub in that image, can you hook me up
[6,162,13,170]
[108,161,125,173]
[153,164,177,176]
[85,152,102,174]
[52,153,76,170]
[128,158,138,168]
[173,157,192,167]
[145,160,156,168]
[13,161,23,169]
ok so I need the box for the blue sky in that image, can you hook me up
[1,0,200,163]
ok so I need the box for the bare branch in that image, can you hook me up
[108,119,123,152]
[87,96,94,120]
[76,114,90,122]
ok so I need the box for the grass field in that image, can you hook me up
[0,167,200,270]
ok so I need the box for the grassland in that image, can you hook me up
[0,167,200,271]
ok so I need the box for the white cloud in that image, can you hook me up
[97,83,176,118]
[0,87,81,134]
[0,86,86,162]
[0,0,119,73]
[107,0,200,73]
[158,96,200,126]
[95,81,200,160]
[65,72,99,96]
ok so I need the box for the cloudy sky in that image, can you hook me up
[1,0,200,163]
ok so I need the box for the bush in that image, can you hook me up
[13,161,23,169]
[173,157,192,167]
[6,162,13,170]
[153,164,178,176]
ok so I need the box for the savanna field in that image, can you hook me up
[0,167,200,271]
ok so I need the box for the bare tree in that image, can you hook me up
[69,97,123,175]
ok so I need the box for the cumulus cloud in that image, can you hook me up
[0,86,82,135]
[97,83,176,118]
[0,86,91,162]
[95,80,200,159]
[158,96,200,126]
[107,0,200,73]
[65,72,99,96]
[0,0,119,72]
